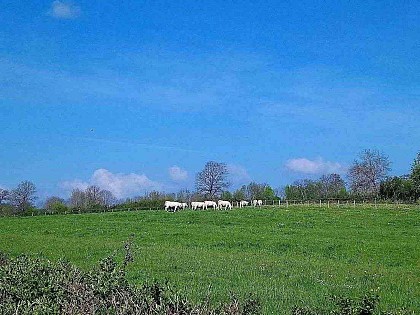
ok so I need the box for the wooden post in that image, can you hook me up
[337,200,340,207]
[278,200,281,206]
[327,200,330,208]
[319,200,322,207]
[286,200,289,208]
[353,200,356,208]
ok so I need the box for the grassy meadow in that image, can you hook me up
[0,206,419,314]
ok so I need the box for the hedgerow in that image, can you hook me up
[0,245,261,315]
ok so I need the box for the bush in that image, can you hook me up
[0,250,261,315]
[292,294,414,315]
[0,204,14,217]
[48,202,69,214]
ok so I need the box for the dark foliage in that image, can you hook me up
[285,174,347,201]
[379,176,415,202]
[292,294,414,315]
[0,250,261,315]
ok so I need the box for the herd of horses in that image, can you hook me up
[164,199,264,212]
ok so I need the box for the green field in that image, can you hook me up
[0,206,419,314]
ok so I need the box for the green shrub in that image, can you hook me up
[0,250,261,315]
[0,204,14,217]
[49,202,69,214]
[292,294,415,315]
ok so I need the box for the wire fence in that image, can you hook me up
[230,199,418,210]
[2,198,418,218]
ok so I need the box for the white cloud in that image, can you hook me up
[227,164,251,186]
[61,169,161,199]
[48,1,81,19]
[285,158,345,175]
[61,179,89,191]
[168,166,188,181]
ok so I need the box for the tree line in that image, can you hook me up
[284,150,420,201]
[1,149,419,216]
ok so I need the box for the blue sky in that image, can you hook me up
[1,1,419,200]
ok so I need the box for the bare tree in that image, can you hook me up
[0,188,9,204]
[69,189,86,209]
[70,187,116,209]
[348,149,391,197]
[9,181,37,212]
[45,196,66,209]
[233,185,247,201]
[246,182,263,200]
[285,179,320,200]
[293,180,310,200]
[319,173,346,198]
[244,182,276,200]
[145,191,162,201]
[85,185,103,207]
[195,161,229,199]
[176,189,192,203]
[275,187,286,199]
[44,196,68,213]
[99,189,116,207]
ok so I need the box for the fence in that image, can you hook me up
[1,198,418,218]
[230,198,418,210]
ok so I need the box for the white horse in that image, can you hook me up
[252,199,263,207]
[164,201,181,212]
[204,200,218,209]
[218,200,232,210]
[239,200,249,208]
[191,201,206,210]
[180,202,188,210]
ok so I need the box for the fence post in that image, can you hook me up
[278,200,281,206]
[375,198,377,209]
[286,200,289,208]
[319,200,322,208]
[337,200,340,207]
[327,200,330,208]
[353,200,356,208]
